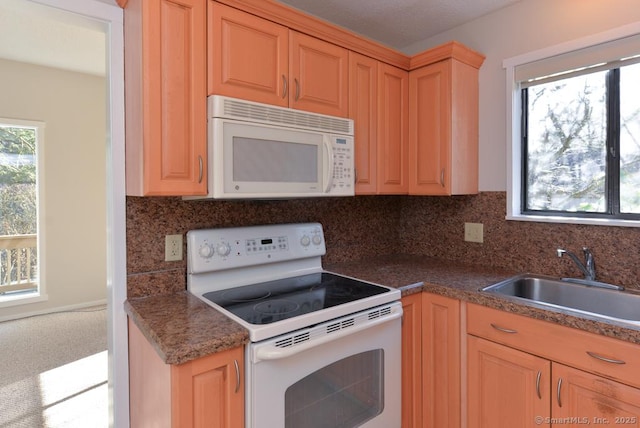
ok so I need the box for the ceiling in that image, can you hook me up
[0,0,522,76]
[275,0,521,52]
[0,0,106,76]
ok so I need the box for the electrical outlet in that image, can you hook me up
[464,222,484,243]
[165,234,183,261]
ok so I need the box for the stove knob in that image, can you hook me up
[312,235,322,245]
[199,244,214,259]
[216,242,231,257]
[300,235,311,247]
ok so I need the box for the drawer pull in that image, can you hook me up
[586,351,626,365]
[490,323,518,334]
[557,378,563,407]
[535,371,542,399]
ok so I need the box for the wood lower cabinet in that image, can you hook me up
[401,293,422,428]
[128,320,244,428]
[467,335,551,428]
[422,293,461,428]
[553,363,640,427]
[124,0,207,196]
[467,303,640,428]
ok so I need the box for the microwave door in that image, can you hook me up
[221,121,324,197]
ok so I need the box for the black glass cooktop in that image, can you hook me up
[202,272,390,325]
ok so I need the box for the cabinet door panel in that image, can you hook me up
[401,294,422,428]
[173,347,244,428]
[290,31,349,117]
[467,335,551,428]
[125,0,207,196]
[553,363,640,427]
[349,52,378,194]
[423,294,460,428]
[409,61,451,195]
[377,63,408,194]
[209,2,288,106]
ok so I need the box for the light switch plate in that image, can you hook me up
[464,223,483,243]
[165,234,183,261]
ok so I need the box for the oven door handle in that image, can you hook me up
[254,309,402,362]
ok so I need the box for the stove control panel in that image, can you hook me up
[187,223,326,274]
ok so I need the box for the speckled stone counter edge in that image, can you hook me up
[126,255,640,366]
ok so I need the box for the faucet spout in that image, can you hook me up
[557,247,596,281]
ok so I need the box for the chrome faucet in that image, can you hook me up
[557,247,596,281]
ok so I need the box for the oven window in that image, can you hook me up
[285,349,384,428]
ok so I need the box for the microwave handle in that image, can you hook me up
[323,136,334,193]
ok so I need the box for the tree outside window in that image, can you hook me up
[0,124,38,292]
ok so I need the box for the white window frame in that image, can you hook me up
[0,118,47,307]
[504,21,640,227]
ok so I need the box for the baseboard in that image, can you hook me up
[0,299,108,322]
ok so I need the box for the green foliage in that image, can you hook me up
[0,126,37,236]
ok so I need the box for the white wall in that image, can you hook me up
[0,58,107,319]
[403,0,640,191]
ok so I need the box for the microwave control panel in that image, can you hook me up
[330,136,354,193]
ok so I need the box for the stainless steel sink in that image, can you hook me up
[482,274,640,324]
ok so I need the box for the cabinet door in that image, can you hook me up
[422,293,460,428]
[172,346,245,428]
[467,335,551,428]
[349,52,378,194]
[209,2,288,107]
[401,293,422,428]
[409,60,451,195]
[553,363,640,427]
[290,31,349,117]
[124,0,207,196]
[377,63,409,194]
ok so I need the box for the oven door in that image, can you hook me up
[246,302,402,428]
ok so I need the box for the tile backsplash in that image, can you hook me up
[127,192,640,297]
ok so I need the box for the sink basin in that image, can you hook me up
[482,274,640,324]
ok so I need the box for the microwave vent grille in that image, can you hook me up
[220,97,353,135]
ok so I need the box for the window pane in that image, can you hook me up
[619,62,640,214]
[285,350,384,428]
[0,125,38,294]
[526,71,608,212]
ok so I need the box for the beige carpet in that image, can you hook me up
[0,306,108,428]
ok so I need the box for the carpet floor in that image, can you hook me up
[0,306,108,428]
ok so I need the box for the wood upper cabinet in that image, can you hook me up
[209,2,288,107]
[401,293,422,428]
[290,31,349,117]
[467,335,551,428]
[349,52,378,194]
[129,319,244,428]
[377,63,409,194]
[408,43,484,195]
[209,2,348,117]
[124,0,207,196]
[422,293,461,428]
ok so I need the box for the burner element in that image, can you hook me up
[254,299,300,315]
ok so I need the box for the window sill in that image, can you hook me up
[0,292,48,308]
[506,213,640,228]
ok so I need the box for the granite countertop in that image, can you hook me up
[125,254,640,365]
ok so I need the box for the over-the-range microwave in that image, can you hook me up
[188,95,355,200]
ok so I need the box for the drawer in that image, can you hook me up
[466,303,640,389]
